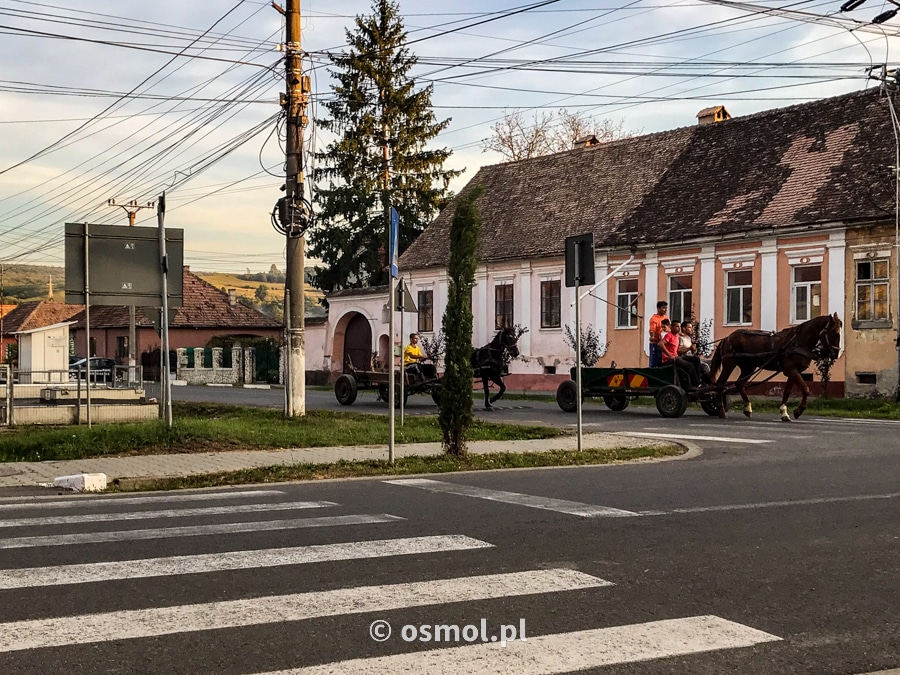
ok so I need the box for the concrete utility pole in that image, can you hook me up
[108,198,154,384]
[282,0,308,416]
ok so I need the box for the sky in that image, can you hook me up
[1,0,900,275]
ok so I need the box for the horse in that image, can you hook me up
[471,326,520,411]
[709,313,842,421]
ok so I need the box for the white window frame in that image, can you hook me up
[724,269,753,325]
[615,278,639,329]
[790,265,822,324]
[667,274,693,324]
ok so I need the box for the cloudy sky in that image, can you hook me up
[1,0,898,274]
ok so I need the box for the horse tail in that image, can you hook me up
[708,343,723,381]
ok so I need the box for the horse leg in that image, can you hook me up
[714,360,736,419]
[489,373,506,404]
[790,370,810,419]
[779,376,793,422]
[736,366,752,418]
[482,375,493,411]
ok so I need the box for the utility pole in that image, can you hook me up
[108,198,154,385]
[278,0,309,417]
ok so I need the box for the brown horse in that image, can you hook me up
[472,326,520,411]
[709,313,843,421]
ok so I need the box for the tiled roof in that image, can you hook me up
[400,88,895,269]
[69,269,281,329]
[1,301,83,335]
[327,285,389,299]
[0,304,17,320]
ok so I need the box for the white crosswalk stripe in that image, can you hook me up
[0,499,336,528]
[262,616,781,675]
[0,569,608,652]
[0,535,493,589]
[0,489,287,509]
[0,513,403,549]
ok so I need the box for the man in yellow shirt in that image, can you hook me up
[403,333,435,381]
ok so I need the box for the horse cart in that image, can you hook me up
[555,364,728,418]
[334,364,442,407]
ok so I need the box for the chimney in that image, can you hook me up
[697,105,731,126]
[228,289,237,307]
[573,134,599,149]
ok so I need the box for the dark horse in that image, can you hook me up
[472,326,520,411]
[709,313,842,421]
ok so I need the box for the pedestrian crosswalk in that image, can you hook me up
[0,486,783,673]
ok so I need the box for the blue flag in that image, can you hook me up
[389,207,400,279]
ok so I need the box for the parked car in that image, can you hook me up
[69,357,118,382]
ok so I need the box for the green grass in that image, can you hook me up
[0,401,563,463]
[110,445,683,492]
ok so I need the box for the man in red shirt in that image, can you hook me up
[648,301,668,367]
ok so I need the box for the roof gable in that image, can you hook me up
[1,301,83,335]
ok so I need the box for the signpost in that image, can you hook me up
[565,233,595,452]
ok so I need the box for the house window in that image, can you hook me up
[791,266,821,323]
[116,336,129,360]
[89,337,97,358]
[417,290,433,333]
[616,278,639,328]
[494,284,514,329]
[540,280,561,328]
[725,270,752,325]
[856,259,889,322]
[668,275,693,324]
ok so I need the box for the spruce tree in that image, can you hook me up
[439,188,483,457]
[310,0,461,292]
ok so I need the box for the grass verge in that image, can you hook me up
[0,401,563,463]
[109,444,683,492]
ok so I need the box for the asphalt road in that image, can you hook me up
[1,383,899,672]
[1,428,899,673]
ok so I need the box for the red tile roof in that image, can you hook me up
[69,268,281,329]
[0,301,83,335]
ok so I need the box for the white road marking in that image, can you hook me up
[262,616,781,674]
[641,491,900,516]
[625,432,772,444]
[385,478,639,518]
[0,569,610,652]
[0,535,493,589]
[0,514,403,549]
[0,489,286,510]
[0,500,337,528]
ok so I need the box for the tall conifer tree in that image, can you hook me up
[439,187,482,457]
[310,0,460,292]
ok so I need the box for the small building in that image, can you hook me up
[14,321,75,384]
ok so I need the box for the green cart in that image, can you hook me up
[556,365,727,418]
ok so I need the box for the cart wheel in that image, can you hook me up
[699,393,730,416]
[334,374,358,405]
[556,380,579,413]
[656,385,687,418]
[431,385,441,406]
[603,394,629,412]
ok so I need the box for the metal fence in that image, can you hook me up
[1,365,158,426]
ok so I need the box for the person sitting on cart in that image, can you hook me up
[679,320,711,385]
[403,333,436,382]
[661,320,703,390]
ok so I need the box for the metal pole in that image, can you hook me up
[574,241,583,453]
[159,194,172,429]
[4,364,10,427]
[284,0,306,417]
[389,277,396,464]
[84,222,91,428]
[399,279,405,426]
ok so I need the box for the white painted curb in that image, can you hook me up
[52,473,108,492]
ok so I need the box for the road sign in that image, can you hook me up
[565,233,595,287]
